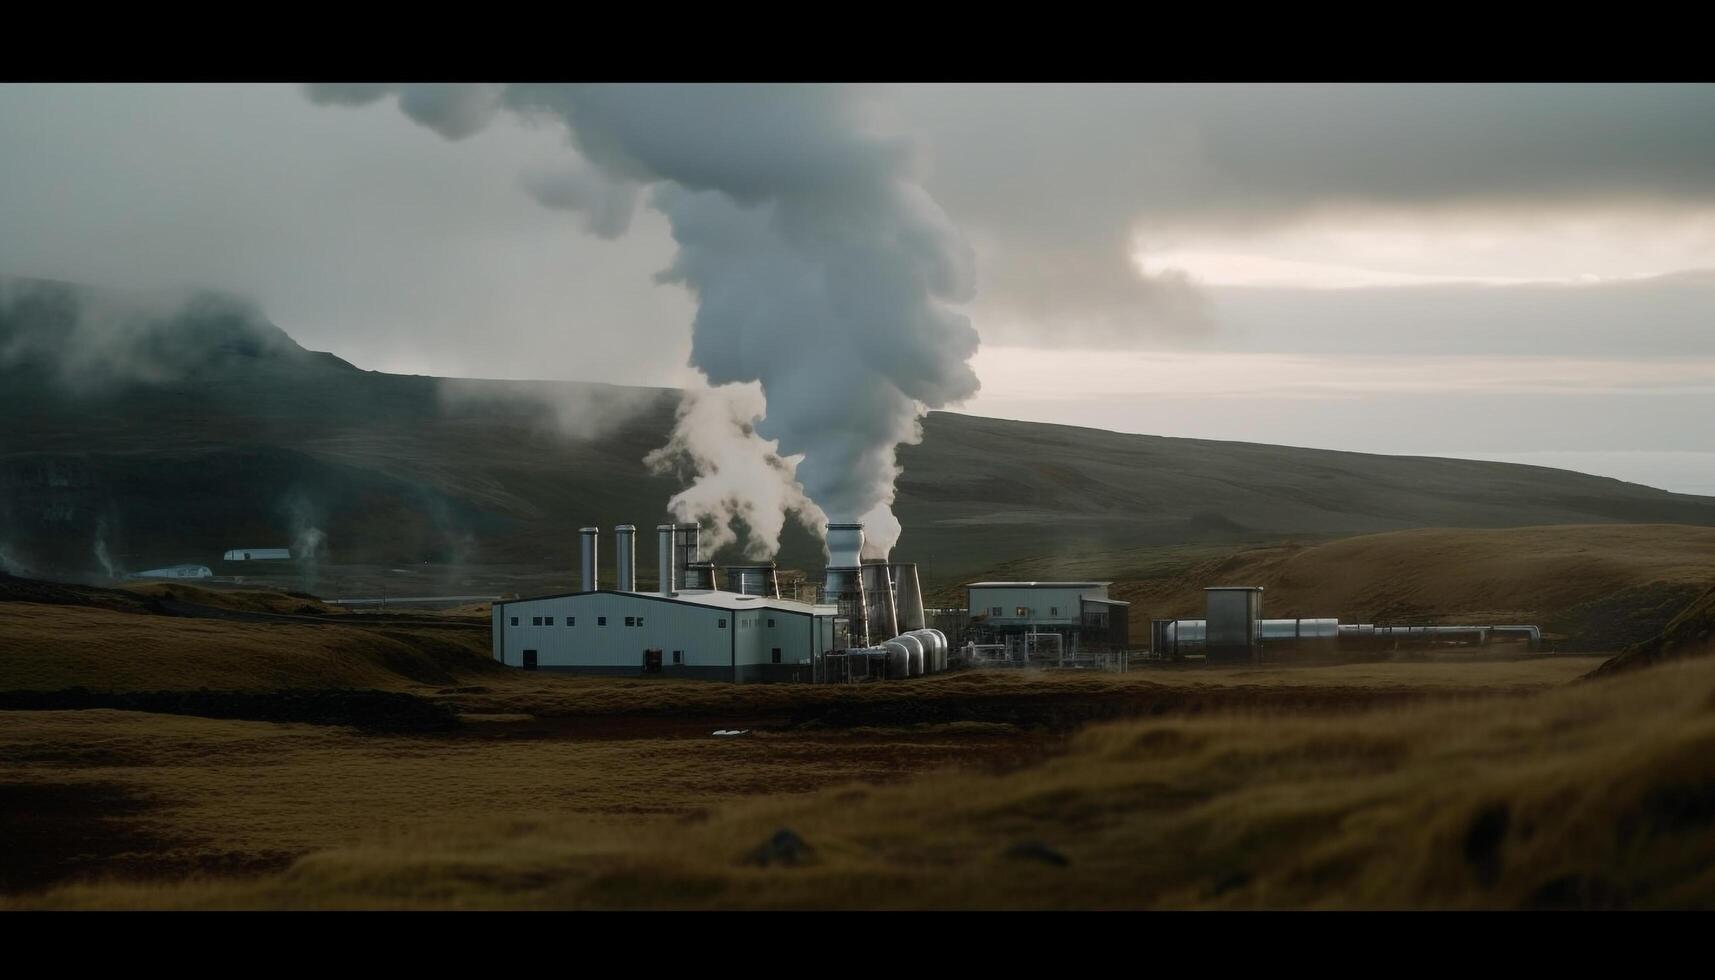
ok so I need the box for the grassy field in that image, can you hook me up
[10,648,1711,909]
[3,556,1710,909]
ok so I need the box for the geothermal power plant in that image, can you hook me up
[491,521,949,683]
[490,518,1543,683]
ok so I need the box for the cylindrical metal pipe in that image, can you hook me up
[579,527,599,592]
[896,633,925,677]
[656,524,675,597]
[882,639,912,680]
[614,524,636,592]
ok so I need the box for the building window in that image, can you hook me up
[672,650,682,664]
[510,617,518,626]
[544,616,554,626]
[1050,606,1059,616]
[636,617,644,627]
[718,618,727,628]
[767,618,775,628]
[625,616,635,627]
[1016,606,1030,617]
[598,616,607,626]
[991,606,1003,617]
[771,647,782,664]
[532,616,542,626]
[567,617,575,627]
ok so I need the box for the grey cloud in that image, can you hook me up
[308,83,981,555]
[518,162,640,239]
[1210,270,1715,358]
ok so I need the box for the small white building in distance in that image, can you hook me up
[223,548,291,561]
[129,564,213,580]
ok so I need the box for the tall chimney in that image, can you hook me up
[614,524,636,592]
[656,524,676,597]
[579,527,599,592]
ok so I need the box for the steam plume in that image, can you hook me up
[303,84,980,558]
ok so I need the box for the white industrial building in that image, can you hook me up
[492,524,839,683]
[966,581,1131,649]
[129,564,214,580]
[223,548,291,561]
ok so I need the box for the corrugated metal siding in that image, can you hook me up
[493,592,832,675]
[968,586,1094,626]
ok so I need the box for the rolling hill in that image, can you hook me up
[6,276,1715,592]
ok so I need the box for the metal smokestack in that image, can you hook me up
[657,524,676,596]
[889,562,926,633]
[579,527,599,592]
[614,524,636,592]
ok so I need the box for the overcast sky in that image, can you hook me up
[2,83,1711,493]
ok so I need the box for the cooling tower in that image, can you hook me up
[860,561,899,642]
[889,562,926,632]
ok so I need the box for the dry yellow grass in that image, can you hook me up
[964,524,1715,625]
[0,602,495,691]
[6,650,1695,909]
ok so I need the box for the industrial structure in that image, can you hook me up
[491,521,949,684]
[222,548,291,561]
[1150,587,1542,661]
[127,564,213,580]
[961,581,1131,668]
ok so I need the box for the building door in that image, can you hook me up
[643,649,663,674]
[523,649,538,671]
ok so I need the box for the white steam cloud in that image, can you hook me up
[643,380,825,559]
[302,83,981,558]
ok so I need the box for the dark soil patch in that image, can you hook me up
[0,781,168,893]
